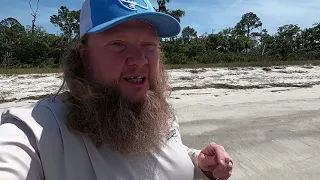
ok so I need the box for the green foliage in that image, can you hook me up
[0,17,69,68]
[0,3,320,69]
[155,0,185,23]
[182,26,197,42]
[50,6,80,39]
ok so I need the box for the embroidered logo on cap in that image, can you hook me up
[118,0,149,11]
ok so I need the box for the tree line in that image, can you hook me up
[0,1,319,68]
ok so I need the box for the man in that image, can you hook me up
[0,0,233,179]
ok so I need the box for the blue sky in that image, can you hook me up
[1,0,320,36]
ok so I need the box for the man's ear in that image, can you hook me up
[76,41,89,67]
[77,41,86,59]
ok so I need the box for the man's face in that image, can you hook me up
[85,20,160,102]
[67,20,173,156]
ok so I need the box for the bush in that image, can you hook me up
[165,52,188,64]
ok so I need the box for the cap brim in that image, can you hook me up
[87,12,181,38]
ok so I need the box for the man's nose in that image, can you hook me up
[126,47,148,67]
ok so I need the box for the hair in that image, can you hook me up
[54,35,175,156]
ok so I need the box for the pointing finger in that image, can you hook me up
[209,143,227,168]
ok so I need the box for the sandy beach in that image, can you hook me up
[1,65,320,179]
[171,86,320,180]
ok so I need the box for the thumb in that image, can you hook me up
[198,153,219,171]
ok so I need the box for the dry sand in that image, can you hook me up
[1,65,320,179]
[170,86,320,180]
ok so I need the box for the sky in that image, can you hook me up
[1,0,320,36]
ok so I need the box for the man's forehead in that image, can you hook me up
[102,20,159,37]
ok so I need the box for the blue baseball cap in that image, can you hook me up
[80,0,181,38]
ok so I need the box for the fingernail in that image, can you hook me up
[219,160,226,170]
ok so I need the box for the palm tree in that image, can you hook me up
[156,0,169,13]
[167,9,185,23]
[155,0,185,23]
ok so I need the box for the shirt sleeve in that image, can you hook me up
[0,118,44,180]
[172,116,212,180]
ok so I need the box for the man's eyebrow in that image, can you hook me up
[106,33,159,41]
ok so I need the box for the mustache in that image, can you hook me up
[121,67,149,76]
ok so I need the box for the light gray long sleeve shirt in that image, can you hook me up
[0,94,211,180]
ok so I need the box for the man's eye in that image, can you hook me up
[107,41,127,51]
[143,43,157,50]
[110,42,125,47]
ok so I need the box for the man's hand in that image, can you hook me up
[198,142,233,180]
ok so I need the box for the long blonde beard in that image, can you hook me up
[65,76,174,157]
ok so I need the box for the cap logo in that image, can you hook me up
[118,0,149,11]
